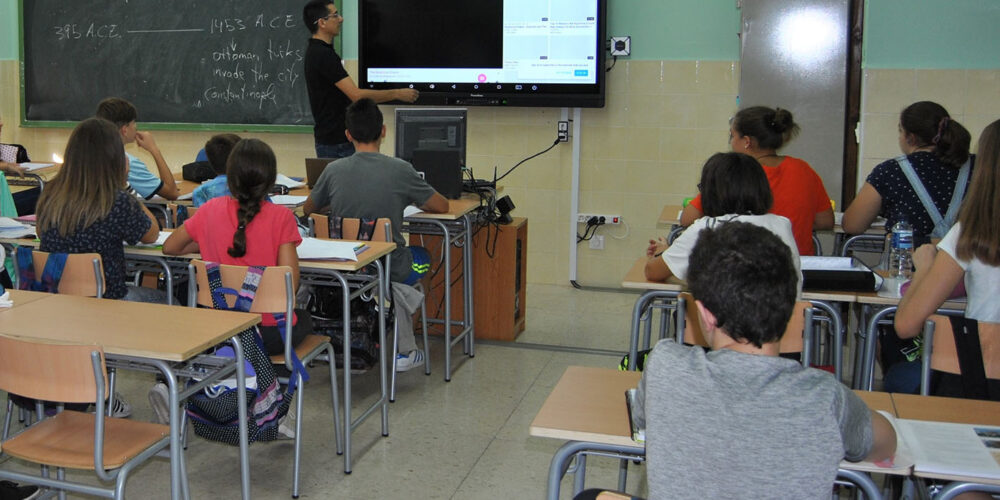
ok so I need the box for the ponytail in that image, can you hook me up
[732,106,800,150]
[228,196,263,258]
[900,101,971,168]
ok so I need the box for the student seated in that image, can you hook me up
[36,117,162,303]
[843,101,973,245]
[95,97,180,200]
[303,98,448,372]
[895,118,1000,399]
[634,222,896,498]
[191,133,241,207]
[680,106,833,256]
[0,111,38,216]
[164,138,309,358]
[645,152,801,295]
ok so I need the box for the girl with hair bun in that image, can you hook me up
[164,138,309,356]
[680,106,833,256]
[843,101,973,245]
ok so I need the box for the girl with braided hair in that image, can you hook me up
[164,138,310,356]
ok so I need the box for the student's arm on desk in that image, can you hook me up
[866,410,897,462]
[135,131,180,200]
[841,183,882,234]
[814,207,835,231]
[162,225,200,255]
[679,204,701,227]
[894,244,963,338]
[644,237,672,281]
[334,76,419,104]
[419,192,449,214]
[302,195,325,216]
[139,202,160,244]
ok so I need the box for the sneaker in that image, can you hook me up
[148,383,170,425]
[0,480,41,500]
[395,350,425,373]
[109,392,132,419]
[277,409,296,440]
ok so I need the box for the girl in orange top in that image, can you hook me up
[680,106,833,255]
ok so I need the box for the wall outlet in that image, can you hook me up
[589,235,605,250]
[610,36,631,56]
[577,213,622,225]
[557,121,569,142]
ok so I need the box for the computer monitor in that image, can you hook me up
[394,108,467,166]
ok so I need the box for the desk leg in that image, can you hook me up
[546,441,645,500]
[809,301,844,383]
[462,213,475,357]
[441,224,454,381]
[862,307,896,390]
[375,258,389,436]
[232,338,251,500]
[334,272,354,474]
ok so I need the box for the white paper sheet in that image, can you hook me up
[403,205,424,217]
[296,237,361,261]
[274,174,306,189]
[128,231,171,247]
[19,162,55,171]
[800,256,857,270]
[897,419,1000,481]
[270,195,308,207]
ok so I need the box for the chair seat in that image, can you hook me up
[0,410,169,470]
[269,334,330,365]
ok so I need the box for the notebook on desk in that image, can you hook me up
[305,158,335,189]
[411,150,463,199]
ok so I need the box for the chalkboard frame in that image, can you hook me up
[17,0,341,133]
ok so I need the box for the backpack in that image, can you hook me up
[185,264,307,445]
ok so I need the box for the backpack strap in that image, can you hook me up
[16,247,68,293]
[940,158,971,237]
[327,215,377,241]
[327,216,344,240]
[948,315,991,400]
[896,155,945,235]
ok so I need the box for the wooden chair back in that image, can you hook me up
[925,314,1000,379]
[678,292,808,354]
[30,250,104,297]
[0,334,106,404]
[188,260,291,315]
[309,214,391,241]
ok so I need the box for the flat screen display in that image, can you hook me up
[359,0,607,108]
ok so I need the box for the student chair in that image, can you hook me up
[919,314,1000,397]
[4,250,105,439]
[167,203,197,229]
[675,292,816,366]
[308,214,431,402]
[188,260,343,499]
[0,334,170,500]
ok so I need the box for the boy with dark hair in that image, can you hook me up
[191,133,241,207]
[95,97,180,200]
[634,222,896,498]
[302,0,418,159]
[303,98,448,371]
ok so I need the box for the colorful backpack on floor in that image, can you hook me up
[185,264,307,445]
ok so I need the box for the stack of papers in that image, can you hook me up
[297,238,365,261]
[0,217,35,239]
[271,195,308,207]
[19,162,55,172]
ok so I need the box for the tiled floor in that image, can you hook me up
[0,283,652,499]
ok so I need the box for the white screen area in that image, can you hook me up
[366,0,598,85]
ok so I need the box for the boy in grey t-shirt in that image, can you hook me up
[634,222,896,499]
[303,98,448,371]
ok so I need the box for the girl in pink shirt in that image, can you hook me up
[164,139,308,355]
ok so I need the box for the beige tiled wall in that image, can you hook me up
[1,58,739,287]
[857,68,1000,186]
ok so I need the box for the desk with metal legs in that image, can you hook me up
[403,197,480,381]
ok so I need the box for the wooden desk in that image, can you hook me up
[3,289,57,308]
[403,194,481,381]
[0,294,259,500]
[892,393,1000,427]
[8,164,61,194]
[854,390,895,415]
[172,172,310,205]
[530,366,641,448]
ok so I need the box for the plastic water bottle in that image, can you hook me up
[889,219,914,279]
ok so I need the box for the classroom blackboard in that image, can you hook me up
[20,0,341,130]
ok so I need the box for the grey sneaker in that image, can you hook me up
[395,350,425,372]
[148,383,170,425]
[109,392,132,419]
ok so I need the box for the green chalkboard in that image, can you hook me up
[20,0,342,131]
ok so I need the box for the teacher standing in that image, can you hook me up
[303,0,419,159]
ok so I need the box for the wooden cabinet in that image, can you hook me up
[411,217,527,341]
